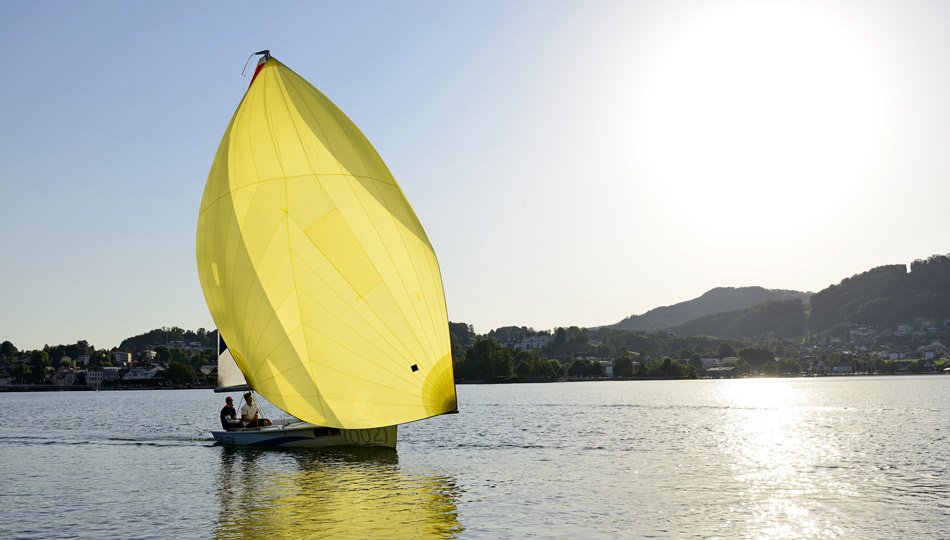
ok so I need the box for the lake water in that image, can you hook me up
[1,376,948,539]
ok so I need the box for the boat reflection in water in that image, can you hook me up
[213,446,462,538]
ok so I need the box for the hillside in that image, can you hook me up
[663,253,950,340]
[809,254,950,331]
[667,299,807,339]
[611,286,811,332]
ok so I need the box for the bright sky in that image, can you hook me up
[2,1,949,350]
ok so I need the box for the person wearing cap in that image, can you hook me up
[219,396,242,430]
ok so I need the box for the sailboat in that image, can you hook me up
[197,51,457,448]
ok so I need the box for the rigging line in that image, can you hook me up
[280,72,438,364]
[241,52,257,77]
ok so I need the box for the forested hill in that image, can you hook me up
[666,299,807,339]
[662,254,950,339]
[118,327,216,352]
[611,286,811,332]
[809,254,950,331]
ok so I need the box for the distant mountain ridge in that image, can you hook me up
[621,253,950,340]
[611,286,812,332]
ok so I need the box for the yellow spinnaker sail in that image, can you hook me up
[196,56,456,429]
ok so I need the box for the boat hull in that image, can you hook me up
[211,422,397,448]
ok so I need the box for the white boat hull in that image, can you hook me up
[211,421,397,448]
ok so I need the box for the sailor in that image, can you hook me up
[219,396,241,430]
[241,392,272,428]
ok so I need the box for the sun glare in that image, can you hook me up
[633,2,885,240]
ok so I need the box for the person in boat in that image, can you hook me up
[241,392,272,428]
[220,396,242,430]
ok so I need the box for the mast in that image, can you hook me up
[249,49,271,85]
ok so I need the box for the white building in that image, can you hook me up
[701,358,722,369]
[111,352,132,366]
[124,366,163,381]
[51,368,77,386]
[86,369,103,388]
[513,335,552,350]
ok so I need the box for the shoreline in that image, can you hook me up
[6,372,946,393]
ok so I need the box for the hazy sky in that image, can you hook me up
[2,0,949,350]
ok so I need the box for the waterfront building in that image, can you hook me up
[111,351,132,366]
[51,368,77,386]
[701,358,722,369]
[86,369,103,388]
[124,366,163,381]
[101,367,121,381]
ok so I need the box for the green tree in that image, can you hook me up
[30,350,49,384]
[567,359,588,378]
[717,343,736,358]
[514,350,545,381]
[688,357,704,372]
[0,341,16,358]
[613,356,634,378]
[545,359,565,380]
[165,361,196,387]
[11,361,29,383]
[448,322,476,359]
[461,338,514,382]
[775,358,801,375]
[738,347,774,367]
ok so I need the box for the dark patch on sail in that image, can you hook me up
[411,364,419,372]
[219,335,229,356]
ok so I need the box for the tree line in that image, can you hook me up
[0,331,217,387]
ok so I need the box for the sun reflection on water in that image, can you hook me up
[714,379,843,539]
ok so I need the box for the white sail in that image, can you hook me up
[216,334,248,392]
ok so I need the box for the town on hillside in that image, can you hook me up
[448,316,950,383]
